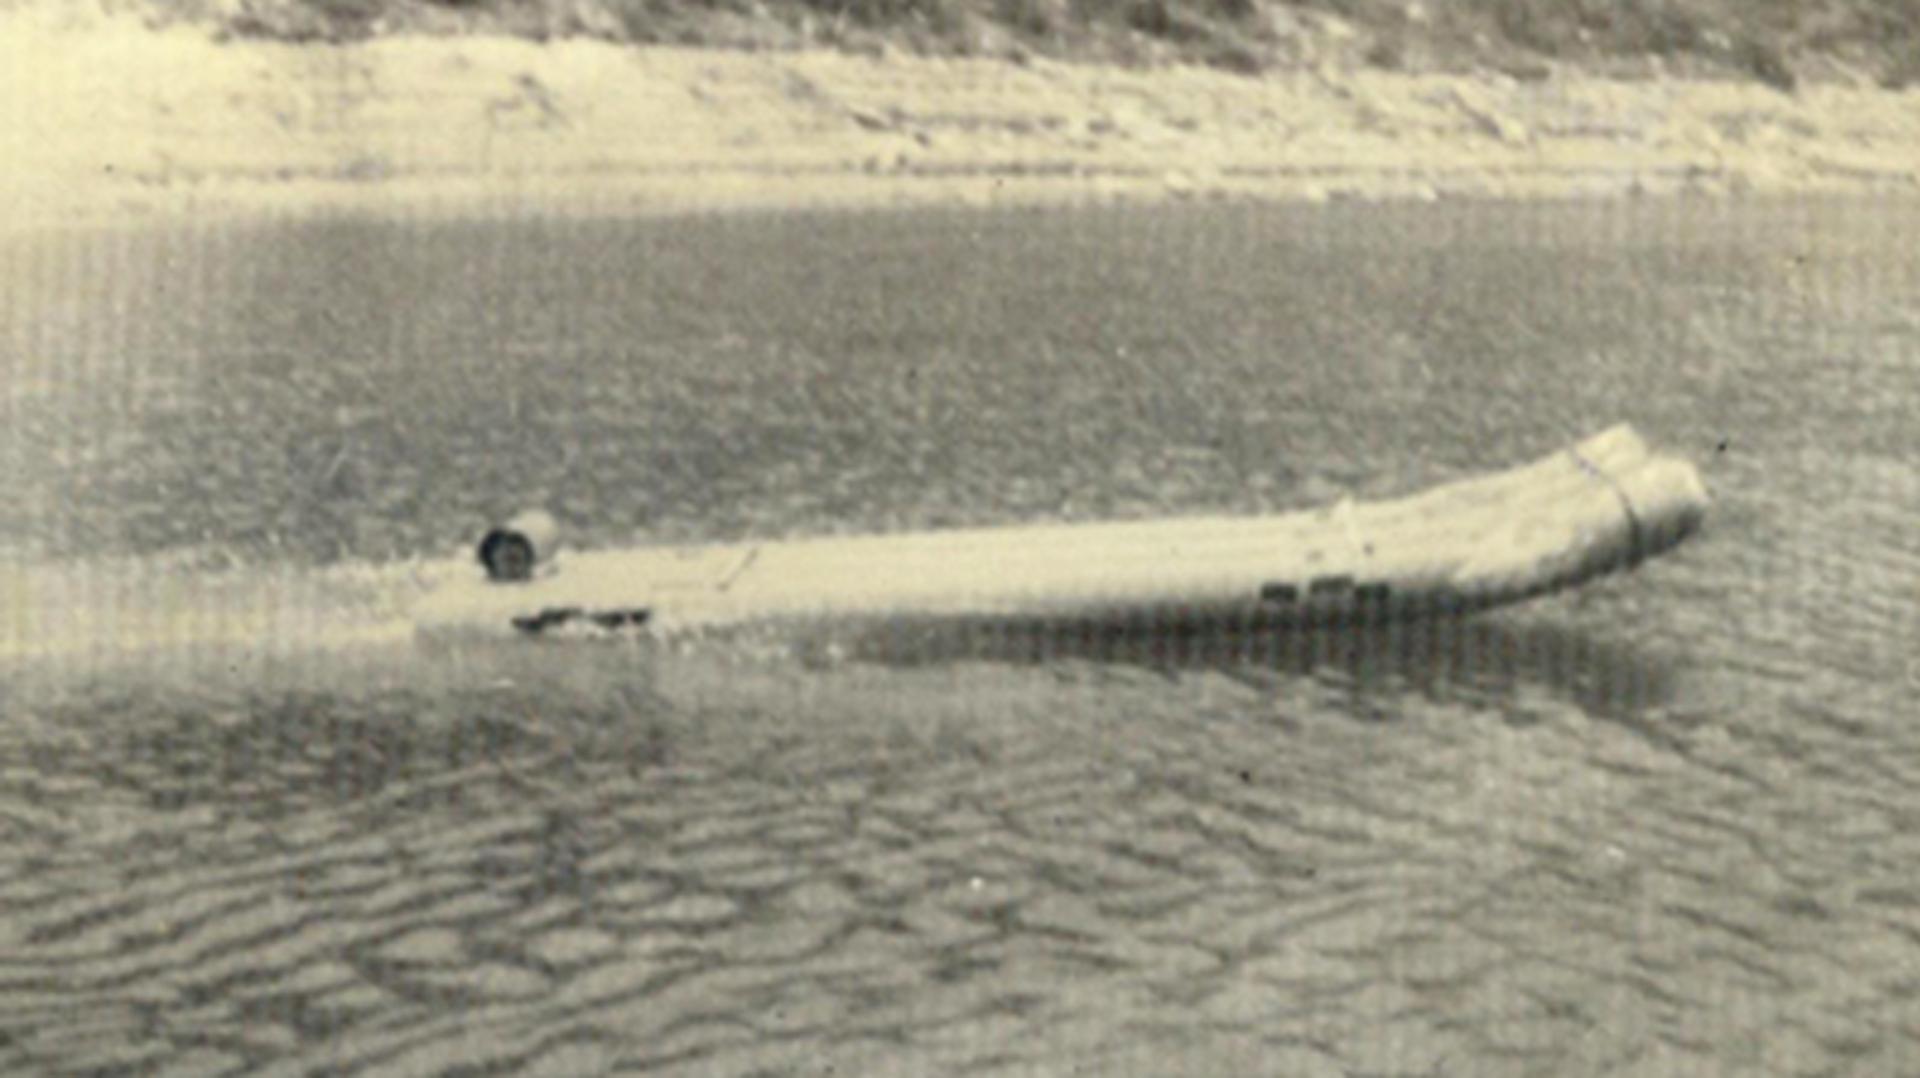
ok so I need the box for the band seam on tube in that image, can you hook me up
[1569,447,1645,564]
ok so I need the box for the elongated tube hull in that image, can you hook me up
[413,425,1707,645]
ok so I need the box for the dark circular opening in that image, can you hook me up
[479,530,537,582]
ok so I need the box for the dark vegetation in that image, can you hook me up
[196,0,1920,88]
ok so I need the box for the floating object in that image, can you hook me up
[413,424,1707,646]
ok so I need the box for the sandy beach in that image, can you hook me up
[3,3,1918,229]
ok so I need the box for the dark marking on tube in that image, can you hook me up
[1308,575,1354,597]
[589,609,653,630]
[511,607,652,634]
[511,607,582,634]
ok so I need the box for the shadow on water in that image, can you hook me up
[2,600,1679,829]
[850,606,1679,726]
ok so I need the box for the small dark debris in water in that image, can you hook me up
[1716,438,1729,454]
[1238,769,1253,784]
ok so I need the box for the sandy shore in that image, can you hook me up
[2,6,1918,228]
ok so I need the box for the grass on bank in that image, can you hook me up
[195,0,1920,88]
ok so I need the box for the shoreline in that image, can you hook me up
[3,11,1919,230]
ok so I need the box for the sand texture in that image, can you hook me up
[4,5,1918,228]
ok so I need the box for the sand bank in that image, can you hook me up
[3,5,1917,228]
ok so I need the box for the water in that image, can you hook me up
[2,196,1918,1076]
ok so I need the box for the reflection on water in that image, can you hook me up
[3,196,1919,1075]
